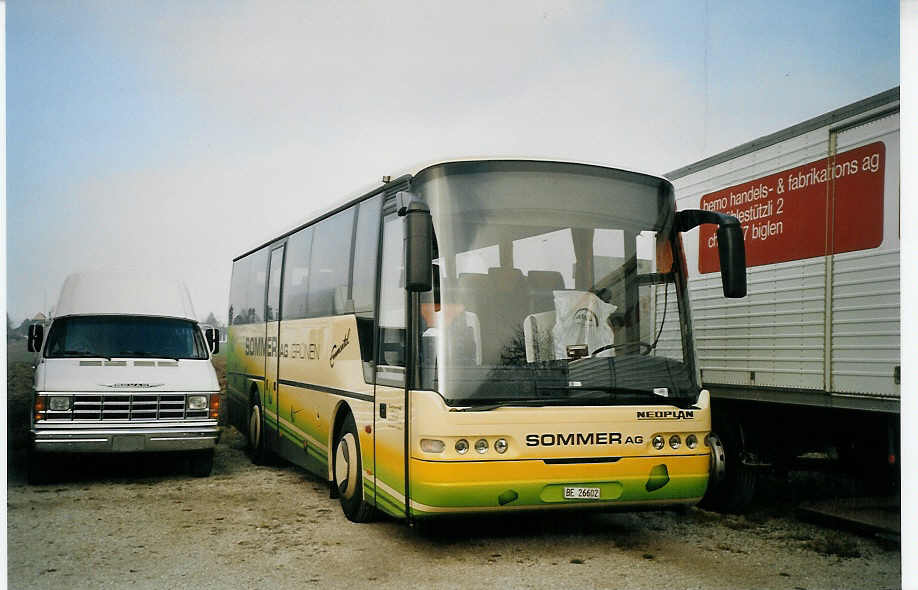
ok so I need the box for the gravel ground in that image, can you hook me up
[7,427,901,590]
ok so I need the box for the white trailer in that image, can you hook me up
[664,87,900,511]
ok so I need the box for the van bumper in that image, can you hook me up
[30,421,220,453]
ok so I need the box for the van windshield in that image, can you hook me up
[44,316,209,360]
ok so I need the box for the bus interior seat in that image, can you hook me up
[485,268,529,364]
[526,270,565,313]
[334,286,355,314]
[523,310,556,363]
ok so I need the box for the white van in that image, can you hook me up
[27,272,221,482]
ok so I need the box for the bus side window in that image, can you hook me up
[308,207,355,317]
[229,248,269,326]
[377,213,406,387]
[281,227,314,321]
[352,195,383,382]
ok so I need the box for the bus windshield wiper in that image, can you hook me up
[453,399,559,412]
[538,384,655,396]
[452,395,630,412]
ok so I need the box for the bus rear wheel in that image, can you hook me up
[333,414,374,523]
[247,398,269,465]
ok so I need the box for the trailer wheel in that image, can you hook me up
[700,420,755,513]
[837,430,894,494]
[333,413,374,523]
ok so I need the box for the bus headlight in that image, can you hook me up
[494,438,508,454]
[420,439,445,453]
[475,439,489,454]
[686,434,698,449]
[669,434,682,449]
[455,439,469,454]
[652,435,665,450]
[48,396,72,412]
[187,395,208,410]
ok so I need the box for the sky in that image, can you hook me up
[5,0,900,324]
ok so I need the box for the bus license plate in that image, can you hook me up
[564,487,600,500]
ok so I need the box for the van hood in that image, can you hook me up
[35,358,220,392]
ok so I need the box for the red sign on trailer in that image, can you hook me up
[698,142,885,273]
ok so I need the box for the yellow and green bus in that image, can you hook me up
[226,160,746,522]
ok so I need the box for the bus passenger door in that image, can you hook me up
[264,244,285,451]
[374,210,408,517]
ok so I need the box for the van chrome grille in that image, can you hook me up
[50,394,208,421]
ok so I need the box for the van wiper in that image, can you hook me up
[59,350,112,361]
[119,351,183,362]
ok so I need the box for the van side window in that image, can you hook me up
[281,227,314,320]
[307,207,355,317]
[229,248,269,325]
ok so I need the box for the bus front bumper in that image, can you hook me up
[31,421,220,453]
[404,453,710,516]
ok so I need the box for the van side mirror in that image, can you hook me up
[398,192,433,293]
[676,209,747,298]
[28,324,44,353]
[205,328,220,354]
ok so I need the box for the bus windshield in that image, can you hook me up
[44,315,210,360]
[412,161,696,406]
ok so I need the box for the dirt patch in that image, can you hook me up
[6,426,901,590]
[6,341,901,589]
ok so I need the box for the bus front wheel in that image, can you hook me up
[333,414,374,523]
[700,420,756,513]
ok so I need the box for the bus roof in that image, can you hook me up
[232,158,669,262]
[54,272,198,321]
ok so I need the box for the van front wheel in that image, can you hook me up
[189,449,214,477]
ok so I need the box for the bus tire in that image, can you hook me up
[700,420,755,513]
[189,449,214,478]
[333,414,374,523]
[247,396,269,465]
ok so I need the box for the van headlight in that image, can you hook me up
[48,396,72,411]
[187,395,208,410]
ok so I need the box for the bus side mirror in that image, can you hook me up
[676,209,747,298]
[28,324,44,353]
[398,193,433,293]
[205,328,220,354]
[716,223,747,298]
